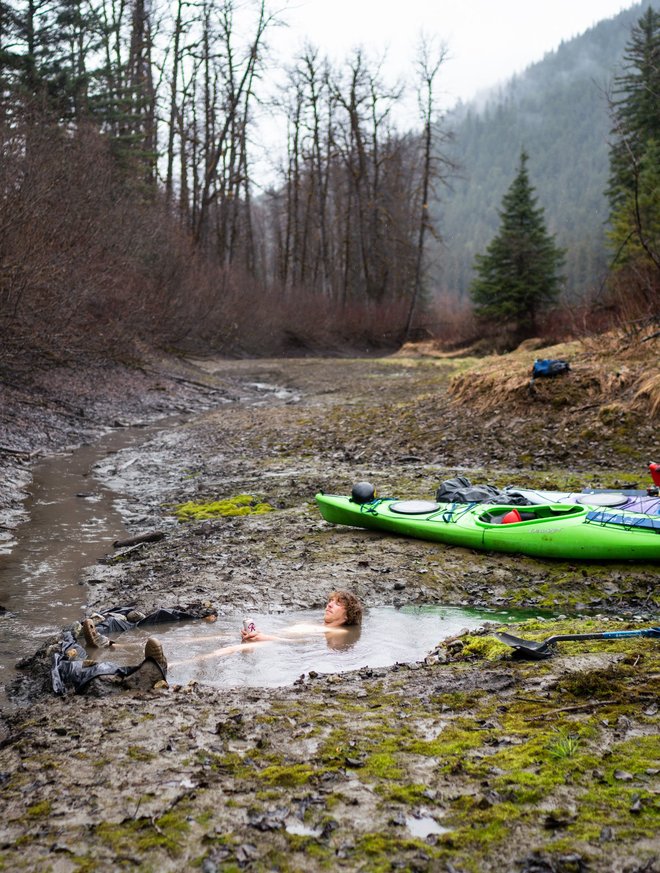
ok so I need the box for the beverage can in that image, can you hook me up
[242,619,256,633]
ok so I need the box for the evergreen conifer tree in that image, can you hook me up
[607,6,660,275]
[608,7,660,209]
[470,150,564,341]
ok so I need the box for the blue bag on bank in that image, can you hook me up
[531,358,570,379]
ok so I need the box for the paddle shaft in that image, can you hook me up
[545,628,660,644]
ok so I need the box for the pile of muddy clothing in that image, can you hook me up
[51,604,215,695]
[435,477,535,506]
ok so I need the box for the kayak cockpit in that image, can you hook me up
[477,504,585,526]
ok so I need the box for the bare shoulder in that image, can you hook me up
[284,622,327,635]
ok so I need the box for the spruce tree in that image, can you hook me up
[470,150,564,341]
[608,7,660,210]
[608,138,660,271]
[607,6,660,274]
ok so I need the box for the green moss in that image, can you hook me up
[405,722,490,765]
[127,744,156,762]
[449,801,527,849]
[195,810,214,826]
[25,800,51,818]
[362,751,403,780]
[173,494,274,522]
[354,832,443,870]
[378,783,430,804]
[419,682,660,865]
[96,808,190,857]
[200,751,254,778]
[259,763,315,787]
[558,667,628,699]
[72,856,99,873]
[458,635,511,661]
[284,832,330,857]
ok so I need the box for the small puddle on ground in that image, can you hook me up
[405,813,451,839]
[0,419,184,701]
[84,605,537,690]
[284,820,323,837]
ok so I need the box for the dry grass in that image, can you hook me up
[445,330,660,418]
[633,373,660,417]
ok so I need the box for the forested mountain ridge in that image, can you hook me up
[433,1,660,301]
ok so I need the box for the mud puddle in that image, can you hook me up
[0,418,186,695]
[82,605,539,690]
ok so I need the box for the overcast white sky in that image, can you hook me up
[268,0,637,107]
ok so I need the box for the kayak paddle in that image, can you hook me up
[495,627,660,660]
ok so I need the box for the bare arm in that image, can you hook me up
[240,629,286,643]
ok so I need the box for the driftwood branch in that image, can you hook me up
[525,701,611,721]
[0,445,35,458]
[113,531,166,548]
[139,368,230,393]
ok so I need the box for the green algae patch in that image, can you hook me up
[571,735,660,839]
[95,808,190,857]
[456,634,511,661]
[362,750,405,780]
[127,744,157,762]
[173,494,275,522]
[354,832,444,870]
[259,763,315,787]
[378,782,434,806]
[24,800,52,818]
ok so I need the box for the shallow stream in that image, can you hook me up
[0,422,180,699]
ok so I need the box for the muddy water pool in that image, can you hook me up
[0,421,182,698]
[96,605,536,689]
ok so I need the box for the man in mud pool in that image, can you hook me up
[81,590,362,683]
[168,589,364,668]
[81,590,363,685]
[239,589,363,645]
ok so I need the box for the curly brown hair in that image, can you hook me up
[329,590,363,626]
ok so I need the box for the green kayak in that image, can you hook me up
[315,492,660,561]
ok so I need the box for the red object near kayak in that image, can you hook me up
[650,462,660,487]
[501,509,522,524]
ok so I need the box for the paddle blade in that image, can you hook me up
[494,632,554,660]
[495,632,547,651]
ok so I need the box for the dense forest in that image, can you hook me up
[0,0,449,358]
[0,0,657,361]
[434,0,660,302]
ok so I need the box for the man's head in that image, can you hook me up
[325,590,363,626]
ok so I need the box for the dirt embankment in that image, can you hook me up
[0,341,658,873]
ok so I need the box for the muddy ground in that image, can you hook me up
[0,350,658,873]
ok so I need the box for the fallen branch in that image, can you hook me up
[113,531,166,548]
[526,700,611,721]
[140,368,225,392]
[0,445,32,457]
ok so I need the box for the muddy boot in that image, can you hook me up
[85,676,125,697]
[126,610,146,623]
[121,659,166,691]
[144,637,168,675]
[81,618,111,649]
[121,638,168,691]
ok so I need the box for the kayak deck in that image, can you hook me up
[315,492,660,561]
